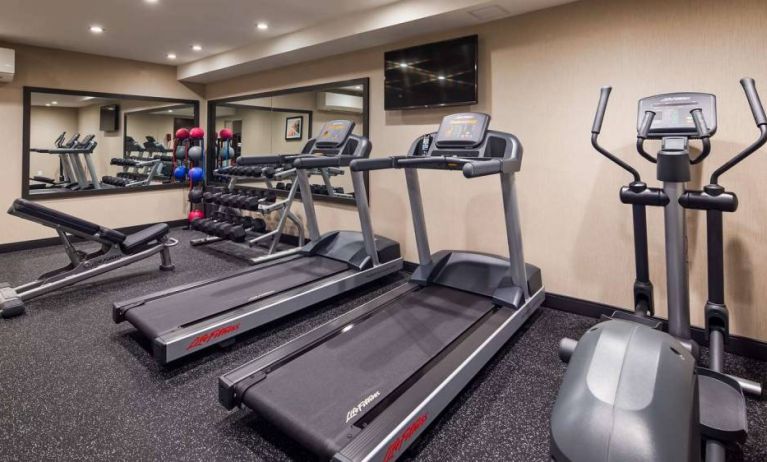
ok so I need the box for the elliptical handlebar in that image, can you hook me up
[710,78,767,184]
[741,78,767,126]
[590,86,642,182]
[689,109,713,165]
[636,111,658,164]
[592,86,612,134]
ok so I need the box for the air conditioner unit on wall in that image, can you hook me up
[0,48,15,83]
[316,92,363,114]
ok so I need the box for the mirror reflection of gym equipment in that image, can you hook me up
[24,88,199,198]
[209,79,367,205]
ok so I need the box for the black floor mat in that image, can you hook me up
[0,228,766,461]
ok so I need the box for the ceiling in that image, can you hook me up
[1,0,576,83]
[0,0,400,64]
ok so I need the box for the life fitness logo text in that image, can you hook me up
[382,413,428,462]
[346,391,381,423]
[186,324,240,350]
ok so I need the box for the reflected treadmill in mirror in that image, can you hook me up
[25,89,197,198]
[210,80,367,204]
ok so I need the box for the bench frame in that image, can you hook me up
[0,201,178,318]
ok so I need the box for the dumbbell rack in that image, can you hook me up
[191,165,307,264]
[104,157,163,187]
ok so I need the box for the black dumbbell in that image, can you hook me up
[250,217,267,233]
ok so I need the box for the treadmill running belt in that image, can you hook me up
[240,285,493,457]
[125,256,348,338]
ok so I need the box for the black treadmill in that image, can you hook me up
[219,113,545,461]
[113,120,402,364]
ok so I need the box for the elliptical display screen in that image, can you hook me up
[434,113,490,148]
[638,93,717,138]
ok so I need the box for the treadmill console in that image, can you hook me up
[416,112,516,160]
[434,113,490,148]
[315,120,356,149]
[638,92,717,138]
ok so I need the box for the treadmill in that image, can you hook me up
[219,113,545,461]
[113,120,402,365]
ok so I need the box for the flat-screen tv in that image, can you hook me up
[384,35,478,110]
[100,104,120,132]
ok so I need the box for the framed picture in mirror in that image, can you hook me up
[284,116,303,141]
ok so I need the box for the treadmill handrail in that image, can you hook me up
[237,154,310,166]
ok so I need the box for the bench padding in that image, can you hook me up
[120,223,169,254]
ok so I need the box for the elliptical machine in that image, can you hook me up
[550,78,767,462]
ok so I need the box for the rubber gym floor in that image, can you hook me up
[1,228,766,461]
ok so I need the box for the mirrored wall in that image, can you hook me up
[23,87,199,199]
[208,78,369,205]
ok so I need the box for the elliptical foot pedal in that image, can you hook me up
[698,368,748,443]
[0,283,25,318]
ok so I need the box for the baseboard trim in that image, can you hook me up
[545,292,767,362]
[0,219,188,254]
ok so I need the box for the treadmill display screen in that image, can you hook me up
[316,120,354,147]
[435,113,489,148]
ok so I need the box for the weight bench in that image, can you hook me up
[0,198,178,318]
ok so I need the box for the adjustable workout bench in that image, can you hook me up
[0,198,178,318]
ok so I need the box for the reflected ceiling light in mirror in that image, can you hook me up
[45,103,51,107]
[168,109,173,113]
[51,101,58,105]
[89,25,104,34]
[256,22,269,30]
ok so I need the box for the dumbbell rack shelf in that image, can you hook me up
[191,165,307,265]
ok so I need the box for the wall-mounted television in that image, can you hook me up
[384,35,478,110]
[100,104,120,132]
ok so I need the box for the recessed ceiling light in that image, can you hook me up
[256,22,269,30]
[167,109,174,113]
[399,62,408,68]
[145,0,159,3]
[167,53,177,60]
[355,85,362,90]
[51,101,59,105]
[89,25,104,34]
[437,75,446,80]
[192,44,203,51]
[45,103,51,107]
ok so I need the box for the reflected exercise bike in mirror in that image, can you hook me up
[207,78,368,205]
[23,88,199,198]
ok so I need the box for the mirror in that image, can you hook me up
[23,88,199,199]
[208,78,368,205]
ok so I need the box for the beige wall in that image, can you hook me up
[0,42,203,244]
[205,0,767,341]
